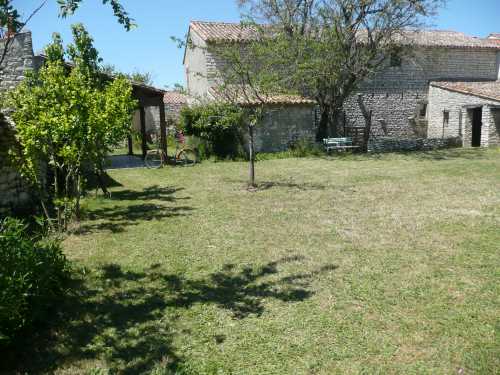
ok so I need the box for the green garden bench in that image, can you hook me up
[323,137,359,152]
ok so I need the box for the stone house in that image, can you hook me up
[183,21,317,152]
[184,21,500,149]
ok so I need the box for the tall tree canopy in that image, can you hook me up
[235,0,445,140]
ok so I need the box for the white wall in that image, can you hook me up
[427,85,500,147]
[184,30,210,98]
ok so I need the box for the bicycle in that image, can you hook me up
[144,130,197,168]
[173,130,197,167]
[143,131,166,169]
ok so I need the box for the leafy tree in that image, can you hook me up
[8,24,136,229]
[237,0,445,147]
[101,64,154,85]
[0,0,133,67]
[0,0,133,34]
[180,102,245,159]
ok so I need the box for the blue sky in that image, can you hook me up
[13,0,500,89]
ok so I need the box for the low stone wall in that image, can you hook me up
[368,136,461,153]
[0,117,32,217]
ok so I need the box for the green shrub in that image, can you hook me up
[179,103,246,159]
[0,217,70,345]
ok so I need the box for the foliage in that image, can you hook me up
[8,24,136,229]
[100,64,154,86]
[179,103,246,159]
[0,217,70,345]
[0,0,133,35]
[58,0,135,30]
[0,0,21,37]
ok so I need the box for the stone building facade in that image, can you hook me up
[255,104,317,152]
[184,22,500,150]
[343,32,500,142]
[427,82,500,147]
[0,32,36,216]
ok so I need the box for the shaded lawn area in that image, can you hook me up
[4,148,499,374]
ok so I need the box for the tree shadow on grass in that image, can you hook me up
[223,178,327,191]
[256,180,327,191]
[109,186,190,202]
[400,147,492,161]
[75,185,193,234]
[2,257,337,374]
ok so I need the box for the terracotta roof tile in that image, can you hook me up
[190,21,259,42]
[208,86,315,106]
[430,81,500,102]
[190,21,500,49]
[163,91,189,104]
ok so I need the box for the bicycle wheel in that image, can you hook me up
[176,149,197,166]
[144,150,163,169]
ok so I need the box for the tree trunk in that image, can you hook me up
[53,164,62,230]
[357,94,372,153]
[362,110,372,153]
[331,108,343,137]
[317,105,330,141]
[95,164,110,197]
[127,134,134,155]
[140,106,147,160]
[75,173,82,221]
[248,124,256,188]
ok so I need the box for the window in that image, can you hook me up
[443,111,449,126]
[419,103,427,118]
[442,110,450,138]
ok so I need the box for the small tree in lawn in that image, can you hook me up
[8,24,136,230]
[208,33,292,188]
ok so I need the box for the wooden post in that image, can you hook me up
[140,106,147,159]
[248,124,255,188]
[158,98,168,164]
[127,135,133,155]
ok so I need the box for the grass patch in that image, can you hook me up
[4,148,499,374]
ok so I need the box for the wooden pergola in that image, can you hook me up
[130,83,168,160]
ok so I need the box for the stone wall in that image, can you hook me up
[0,32,35,91]
[0,32,36,217]
[368,136,461,153]
[427,85,500,147]
[344,47,499,137]
[0,115,33,217]
[254,104,317,152]
[165,102,187,122]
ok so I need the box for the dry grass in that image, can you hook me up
[5,148,499,374]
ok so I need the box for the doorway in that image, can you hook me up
[471,107,482,147]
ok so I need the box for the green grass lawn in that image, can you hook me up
[7,148,500,374]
